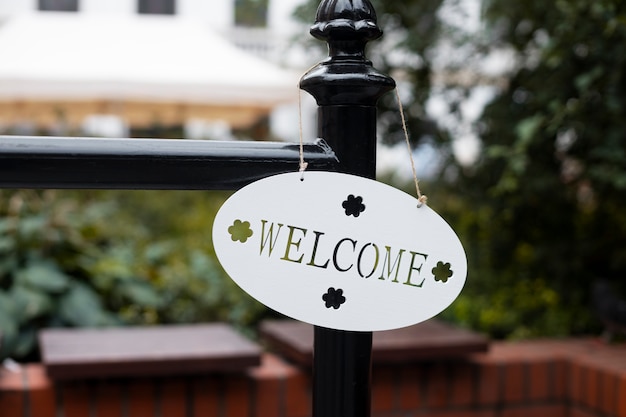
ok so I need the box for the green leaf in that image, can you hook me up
[90,247,136,279]
[0,236,15,253]
[0,293,19,359]
[17,215,47,239]
[574,66,604,92]
[0,218,13,233]
[15,262,70,293]
[190,251,219,279]
[515,115,544,145]
[0,290,18,317]
[118,280,163,308]
[0,319,18,360]
[509,154,529,175]
[9,286,53,323]
[0,254,18,277]
[144,241,175,264]
[12,327,36,359]
[58,283,116,327]
[485,145,510,159]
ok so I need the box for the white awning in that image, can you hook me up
[0,13,300,128]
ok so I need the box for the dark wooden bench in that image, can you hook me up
[39,323,261,380]
[260,319,489,366]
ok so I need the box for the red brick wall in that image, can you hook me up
[1,339,625,417]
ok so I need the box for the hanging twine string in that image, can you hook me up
[297,64,322,180]
[395,87,428,207]
[298,88,308,179]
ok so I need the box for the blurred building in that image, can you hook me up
[0,0,314,140]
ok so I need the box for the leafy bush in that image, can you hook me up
[415,184,603,339]
[0,190,269,361]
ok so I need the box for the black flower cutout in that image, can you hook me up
[323,287,346,309]
[228,219,253,243]
[342,195,366,217]
[432,261,453,283]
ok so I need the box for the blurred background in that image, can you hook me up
[1,0,625,361]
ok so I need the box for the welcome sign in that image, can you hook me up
[213,172,467,331]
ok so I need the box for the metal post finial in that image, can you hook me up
[300,0,394,107]
[311,0,381,42]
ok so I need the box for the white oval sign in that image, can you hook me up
[212,171,466,332]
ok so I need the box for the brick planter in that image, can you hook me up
[1,338,626,417]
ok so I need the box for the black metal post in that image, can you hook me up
[300,2,395,417]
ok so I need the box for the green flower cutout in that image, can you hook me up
[228,219,253,243]
[432,261,453,283]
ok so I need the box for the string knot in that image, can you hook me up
[299,161,308,180]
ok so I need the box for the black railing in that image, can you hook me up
[0,136,337,190]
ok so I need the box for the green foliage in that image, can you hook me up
[454,0,626,336]
[0,190,268,360]
[0,191,117,359]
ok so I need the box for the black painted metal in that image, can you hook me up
[0,136,337,190]
[300,1,395,417]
